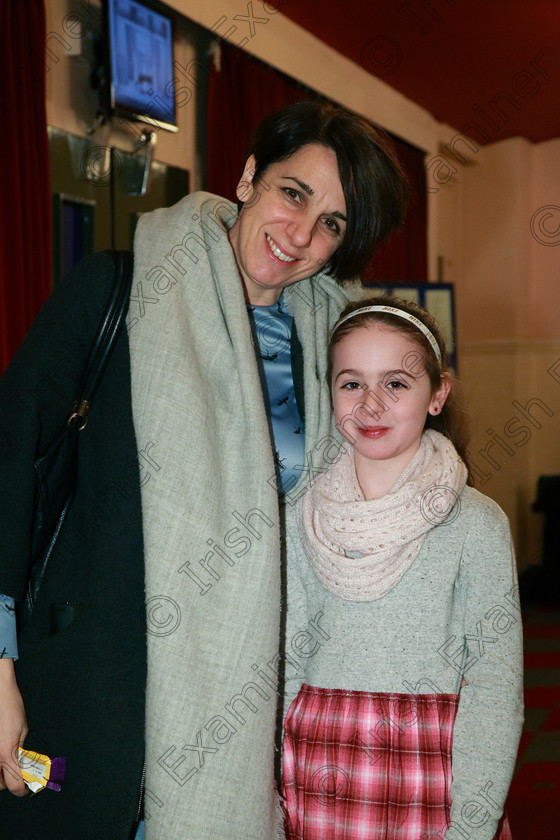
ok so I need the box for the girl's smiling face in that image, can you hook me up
[228,143,347,306]
[331,323,450,495]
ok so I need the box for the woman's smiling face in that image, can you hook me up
[228,143,347,306]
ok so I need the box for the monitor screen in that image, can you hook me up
[106,0,177,131]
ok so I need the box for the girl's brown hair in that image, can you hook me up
[328,295,473,485]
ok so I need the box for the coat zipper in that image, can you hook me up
[135,762,146,825]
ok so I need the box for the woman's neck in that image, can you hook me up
[227,227,283,307]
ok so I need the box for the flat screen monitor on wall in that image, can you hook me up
[104,0,177,132]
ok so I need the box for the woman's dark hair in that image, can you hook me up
[328,295,473,485]
[243,102,409,282]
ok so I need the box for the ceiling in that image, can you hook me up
[280,0,560,145]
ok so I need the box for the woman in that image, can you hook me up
[0,102,407,839]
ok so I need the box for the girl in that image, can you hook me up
[281,297,523,840]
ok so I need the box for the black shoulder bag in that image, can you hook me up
[19,250,134,627]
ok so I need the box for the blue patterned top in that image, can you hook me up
[0,594,17,660]
[247,294,305,496]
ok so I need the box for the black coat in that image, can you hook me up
[0,253,146,839]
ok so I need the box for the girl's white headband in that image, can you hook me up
[333,305,442,365]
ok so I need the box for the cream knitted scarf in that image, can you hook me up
[299,429,468,600]
[128,192,354,839]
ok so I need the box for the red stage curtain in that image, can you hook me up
[364,138,428,285]
[206,42,314,202]
[0,0,52,374]
[206,41,427,284]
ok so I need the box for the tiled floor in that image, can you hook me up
[507,606,560,838]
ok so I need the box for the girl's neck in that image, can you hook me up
[354,443,422,501]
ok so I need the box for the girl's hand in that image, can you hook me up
[0,658,29,796]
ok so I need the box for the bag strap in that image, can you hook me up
[68,250,134,429]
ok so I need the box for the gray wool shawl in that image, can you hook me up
[128,192,356,838]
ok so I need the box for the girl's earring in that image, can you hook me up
[431,405,440,415]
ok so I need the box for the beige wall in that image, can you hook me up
[455,138,560,568]
[44,0,560,568]
[529,139,560,339]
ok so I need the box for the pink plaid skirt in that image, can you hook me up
[282,684,512,840]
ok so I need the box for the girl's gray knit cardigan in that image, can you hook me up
[283,485,524,840]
